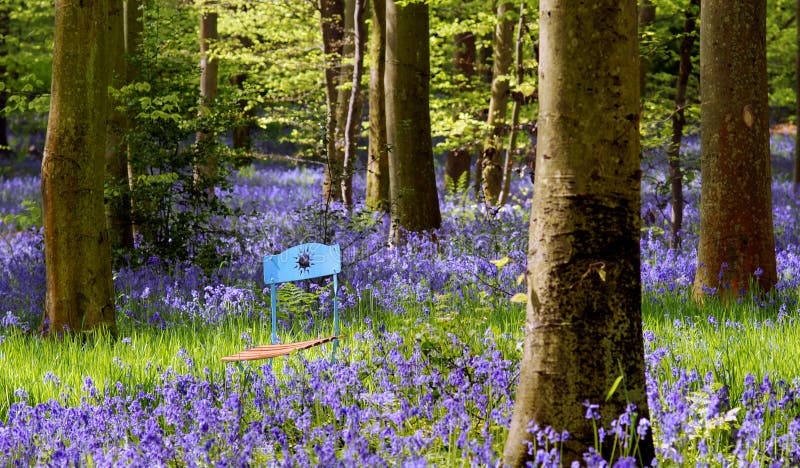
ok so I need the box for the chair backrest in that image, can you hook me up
[264,243,341,285]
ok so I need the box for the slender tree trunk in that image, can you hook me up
[124,0,143,238]
[105,0,134,250]
[795,0,800,193]
[195,8,219,186]
[666,0,699,250]
[497,2,525,205]
[385,0,441,242]
[638,0,655,95]
[481,1,516,206]
[694,0,776,297]
[41,0,116,336]
[320,0,345,202]
[0,4,10,159]
[503,1,654,465]
[231,72,252,150]
[341,0,367,208]
[444,31,476,192]
[366,0,389,212]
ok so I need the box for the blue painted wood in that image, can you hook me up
[263,243,341,285]
[263,243,342,361]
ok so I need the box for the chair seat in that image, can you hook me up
[220,335,342,362]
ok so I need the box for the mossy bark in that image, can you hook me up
[503,1,654,465]
[385,0,441,241]
[41,0,116,336]
[693,0,776,297]
[195,9,219,185]
[795,0,800,193]
[366,0,390,212]
[480,1,515,206]
[0,4,9,159]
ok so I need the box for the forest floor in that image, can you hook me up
[1,135,800,465]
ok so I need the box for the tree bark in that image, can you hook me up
[105,0,134,250]
[666,0,699,250]
[444,31,476,193]
[366,0,389,212]
[320,0,345,202]
[694,0,776,297]
[480,1,516,206]
[638,0,655,95]
[0,4,10,159]
[41,0,116,336]
[503,1,654,465]
[341,0,367,208]
[385,0,441,242]
[497,2,525,206]
[195,8,219,185]
[124,0,143,239]
[795,0,800,193]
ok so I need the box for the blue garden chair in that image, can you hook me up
[221,243,342,362]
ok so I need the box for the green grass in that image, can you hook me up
[2,289,799,422]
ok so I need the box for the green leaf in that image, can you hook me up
[510,293,527,304]
[605,374,623,401]
[490,256,510,269]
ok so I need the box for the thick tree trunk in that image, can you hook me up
[795,0,800,193]
[497,2,525,206]
[41,0,116,336]
[666,0,699,250]
[385,0,441,242]
[195,9,219,185]
[444,31,476,192]
[694,0,776,297]
[320,0,345,202]
[0,4,10,159]
[503,1,654,465]
[105,0,134,250]
[638,0,656,95]
[366,0,389,212]
[341,0,367,208]
[480,1,515,206]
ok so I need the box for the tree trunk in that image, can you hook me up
[795,0,800,193]
[41,0,116,336]
[497,2,525,206]
[694,0,776,297]
[385,0,441,242]
[0,4,10,159]
[444,31,476,193]
[503,1,654,465]
[195,8,219,185]
[366,0,389,212]
[341,0,367,208]
[638,0,656,95]
[666,0,699,250]
[105,0,134,250]
[124,0,143,238]
[320,0,345,202]
[480,1,515,206]
[231,73,252,151]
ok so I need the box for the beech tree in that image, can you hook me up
[366,0,389,212]
[503,0,654,464]
[665,0,699,249]
[195,5,219,183]
[320,0,345,202]
[0,3,9,158]
[693,0,777,297]
[444,31,476,192]
[105,0,134,250]
[480,1,515,205]
[795,0,800,193]
[385,0,441,242]
[41,0,116,335]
